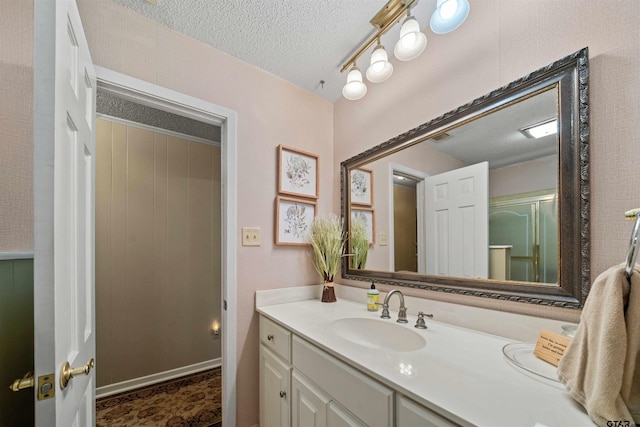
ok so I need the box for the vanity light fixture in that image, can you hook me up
[430,0,470,34]
[394,12,428,61]
[341,0,469,100]
[520,119,558,139]
[342,65,368,100]
[366,40,394,83]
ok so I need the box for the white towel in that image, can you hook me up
[558,264,640,426]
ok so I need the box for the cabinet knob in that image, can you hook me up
[267,334,274,341]
[279,390,286,398]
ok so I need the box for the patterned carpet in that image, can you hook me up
[96,368,222,427]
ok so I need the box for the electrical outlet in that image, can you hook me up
[242,227,261,246]
[379,233,389,246]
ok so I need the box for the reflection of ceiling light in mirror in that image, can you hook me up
[520,119,558,139]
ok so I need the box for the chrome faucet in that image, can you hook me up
[380,290,408,323]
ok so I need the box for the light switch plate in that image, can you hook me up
[379,233,389,246]
[242,227,261,246]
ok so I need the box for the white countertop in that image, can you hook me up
[257,297,593,427]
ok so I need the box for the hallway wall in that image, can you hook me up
[95,118,221,387]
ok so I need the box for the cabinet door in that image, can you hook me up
[396,395,459,427]
[260,345,291,427]
[292,370,330,427]
[328,401,367,427]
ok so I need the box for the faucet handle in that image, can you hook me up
[379,303,390,319]
[414,311,433,329]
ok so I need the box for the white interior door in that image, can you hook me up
[424,162,488,278]
[34,0,96,425]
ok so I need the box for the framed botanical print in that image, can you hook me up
[278,145,319,199]
[275,196,317,246]
[351,207,375,245]
[350,167,373,206]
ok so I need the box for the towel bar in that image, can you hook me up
[624,208,640,278]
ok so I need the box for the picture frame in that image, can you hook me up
[275,196,317,246]
[350,167,373,206]
[351,207,375,245]
[278,145,319,199]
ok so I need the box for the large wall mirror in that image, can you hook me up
[341,48,589,308]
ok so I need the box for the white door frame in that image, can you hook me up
[388,163,427,272]
[94,67,238,426]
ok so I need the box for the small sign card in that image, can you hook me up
[533,330,572,366]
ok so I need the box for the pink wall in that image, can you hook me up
[489,155,557,199]
[0,0,33,251]
[3,1,640,425]
[334,1,640,312]
[75,2,334,426]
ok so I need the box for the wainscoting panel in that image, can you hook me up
[96,118,221,388]
[0,257,34,427]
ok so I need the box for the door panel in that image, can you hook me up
[425,162,489,278]
[34,0,96,424]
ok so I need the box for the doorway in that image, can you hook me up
[389,164,427,273]
[95,67,238,425]
[94,93,222,398]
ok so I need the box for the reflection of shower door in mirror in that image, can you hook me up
[424,162,489,278]
[489,193,558,284]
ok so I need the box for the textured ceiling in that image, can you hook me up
[112,0,438,102]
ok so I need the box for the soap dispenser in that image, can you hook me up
[367,282,379,312]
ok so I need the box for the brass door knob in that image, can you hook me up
[9,372,34,392]
[60,358,94,390]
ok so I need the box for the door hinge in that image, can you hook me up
[223,300,227,311]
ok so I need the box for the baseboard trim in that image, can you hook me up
[96,358,221,399]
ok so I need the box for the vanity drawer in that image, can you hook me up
[292,336,393,427]
[260,315,291,362]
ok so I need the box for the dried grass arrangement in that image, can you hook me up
[309,213,345,303]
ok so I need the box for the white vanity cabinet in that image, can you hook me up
[259,314,460,427]
[291,368,367,427]
[292,335,393,427]
[291,370,329,427]
[259,316,292,427]
[396,395,459,427]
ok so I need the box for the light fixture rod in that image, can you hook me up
[340,0,420,73]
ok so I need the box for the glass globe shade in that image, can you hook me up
[430,0,470,34]
[342,67,367,100]
[439,0,458,19]
[394,16,427,62]
[366,45,394,83]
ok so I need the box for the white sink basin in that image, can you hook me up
[329,318,426,352]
